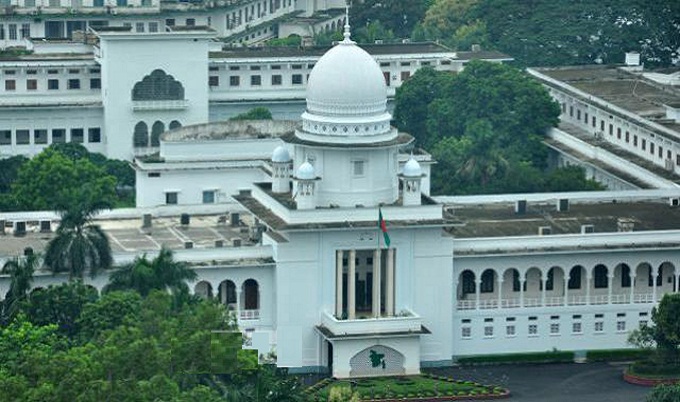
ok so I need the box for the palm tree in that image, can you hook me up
[45,208,112,280]
[104,247,196,297]
[1,253,39,324]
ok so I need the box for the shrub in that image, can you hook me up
[457,350,574,365]
[631,361,680,376]
[587,349,648,362]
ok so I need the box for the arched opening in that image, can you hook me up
[169,120,182,130]
[544,266,564,294]
[480,269,495,293]
[243,279,259,310]
[133,121,149,148]
[151,121,165,147]
[568,265,585,290]
[218,280,237,309]
[593,264,608,289]
[194,281,213,299]
[615,263,632,288]
[659,262,675,293]
[459,270,475,297]
[132,69,184,101]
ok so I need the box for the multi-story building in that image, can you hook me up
[2,25,680,378]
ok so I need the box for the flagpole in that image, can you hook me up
[377,207,381,250]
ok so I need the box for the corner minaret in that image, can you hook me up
[271,146,292,193]
[400,157,425,206]
[294,161,318,210]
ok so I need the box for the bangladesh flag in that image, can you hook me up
[378,208,391,247]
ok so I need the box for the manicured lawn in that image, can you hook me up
[305,373,508,400]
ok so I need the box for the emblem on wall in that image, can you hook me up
[350,345,404,376]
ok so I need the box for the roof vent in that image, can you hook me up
[581,224,595,234]
[625,51,640,66]
[471,44,481,52]
[670,197,680,207]
[515,200,527,215]
[556,199,569,212]
[617,218,634,232]
[538,226,552,236]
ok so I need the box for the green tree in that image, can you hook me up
[230,107,274,121]
[1,253,39,325]
[45,208,113,279]
[77,291,142,341]
[11,148,116,213]
[354,20,395,43]
[0,155,27,194]
[422,0,479,43]
[105,247,197,297]
[352,0,432,39]
[21,282,99,338]
[652,293,680,364]
[647,384,680,402]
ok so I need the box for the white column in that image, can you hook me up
[475,279,481,310]
[386,248,395,316]
[630,274,636,303]
[586,271,592,305]
[497,277,503,309]
[607,274,614,304]
[348,249,356,320]
[519,279,525,308]
[540,277,547,306]
[675,273,680,293]
[653,266,659,302]
[373,248,382,318]
[564,276,569,306]
[236,289,242,320]
[335,250,344,318]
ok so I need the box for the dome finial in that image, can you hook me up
[343,2,352,42]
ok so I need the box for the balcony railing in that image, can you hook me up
[239,309,259,320]
[321,310,421,336]
[132,99,188,111]
[457,292,665,310]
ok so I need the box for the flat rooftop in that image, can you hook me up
[534,66,680,132]
[162,120,299,142]
[0,213,259,259]
[448,198,680,238]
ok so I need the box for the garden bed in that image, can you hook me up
[304,373,509,401]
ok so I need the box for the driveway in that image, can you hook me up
[427,362,651,402]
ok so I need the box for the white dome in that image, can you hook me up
[296,161,316,180]
[403,158,422,177]
[305,39,387,118]
[271,146,291,163]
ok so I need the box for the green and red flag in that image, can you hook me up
[378,208,391,247]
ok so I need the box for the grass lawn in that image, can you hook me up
[305,373,508,400]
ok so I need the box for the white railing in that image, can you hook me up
[239,309,260,320]
[132,99,189,111]
[321,310,422,335]
[133,146,160,157]
[456,293,661,310]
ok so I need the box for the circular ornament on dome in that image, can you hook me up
[271,146,291,163]
[297,161,316,180]
[403,158,422,177]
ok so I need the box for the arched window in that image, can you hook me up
[618,264,631,288]
[151,121,165,147]
[132,69,185,101]
[218,280,236,308]
[594,265,608,288]
[243,279,259,310]
[194,281,213,299]
[169,120,182,130]
[569,266,583,289]
[480,269,495,293]
[133,121,148,148]
[461,270,475,295]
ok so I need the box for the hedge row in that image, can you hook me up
[630,362,680,376]
[586,349,649,362]
[457,351,574,365]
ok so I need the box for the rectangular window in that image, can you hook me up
[68,69,80,74]
[250,75,261,86]
[88,128,101,143]
[67,79,80,90]
[165,18,175,26]
[229,66,240,71]
[8,24,17,40]
[572,322,582,334]
[20,23,30,39]
[528,324,538,335]
[625,131,630,143]
[26,69,37,75]
[484,326,493,337]
[291,64,303,70]
[271,74,282,85]
[209,76,219,87]
[0,130,10,145]
[148,172,161,178]
[135,22,145,32]
[617,321,626,332]
[202,190,215,204]
[401,71,411,81]
[5,80,15,91]
[165,192,178,205]
[595,321,604,332]
[271,65,281,70]
[249,65,261,71]
[26,79,37,90]
[659,146,663,158]
[550,323,560,335]
[584,112,588,123]
[51,129,66,143]
[90,78,101,89]
[592,116,596,127]
[461,327,471,338]
[34,129,47,144]
[186,18,196,26]
[650,143,655,154]
[600,120,605,131]
[506,325,516,336]
[0,25,4,41]
[47,69,59,75]
[617,127,621,139]
[640,320,648,328]
[634,135,638,146]
[70,128,84,143]
[642,139,646,150]
[16,129,29,145]
[352,160,365,176]
[48,79,59,90]
[149,22,158,32]
[292,74,303,85]
[229,76,240,86]
[609,124,613,135]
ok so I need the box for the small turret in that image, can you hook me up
[400,158,424,206]
[271,146,292,193]
[294,161,318,210]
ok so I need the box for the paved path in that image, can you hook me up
[428,362,651,402]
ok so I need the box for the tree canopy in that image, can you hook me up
[392,62,598,194]
[230,107,273,121]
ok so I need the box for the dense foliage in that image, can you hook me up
[394,62,601,194]
[629,293,680,366]
[647,384,680,402]
[0,280,306,402]
[230,107,274,121]
[0,144,134,212]
[420,0,680,67]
